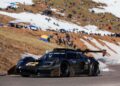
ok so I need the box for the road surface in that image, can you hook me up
[0,65,120,86]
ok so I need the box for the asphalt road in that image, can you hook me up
[0,65,120,86]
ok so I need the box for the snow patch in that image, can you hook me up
[51,8,65,16]
[98,61,110,72]
[0,0,33,9]
[80,38,120,72]
[80,39,109,71]
[0,11,112,35]
[91,0,120,18]
[21,53,42,60]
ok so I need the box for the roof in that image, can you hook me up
[53,48,76,52]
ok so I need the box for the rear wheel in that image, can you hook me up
[94,64,100,76]
[88,63,99,76]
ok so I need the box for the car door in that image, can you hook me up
[76,53,87,73]
[66,52,80,73]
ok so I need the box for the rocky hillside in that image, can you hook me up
[0,27,61,72]
[0,0,120,32]
[32,0,120,32]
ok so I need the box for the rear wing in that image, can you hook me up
[53,48,107,56]
[76,49,107,56]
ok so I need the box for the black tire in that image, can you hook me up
[60,62,70,77]
[60,62,75,77]
[94,64,100,76]
[21,74,30,77]
[88,63,99,76]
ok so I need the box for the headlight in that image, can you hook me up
[19,66,21,69]
[26,62,38,66]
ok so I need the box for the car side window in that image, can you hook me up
[77,53,87,61]
[66,52,77,59]
[76,53,81,59]
[45,53,66,61]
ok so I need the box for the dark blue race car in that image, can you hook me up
[16,48,106,77]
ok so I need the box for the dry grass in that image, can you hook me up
[0,27,120,72]
[32,0,120,32]
[0,0,120,72]
[0,27,60,72]
[0,14,14,24]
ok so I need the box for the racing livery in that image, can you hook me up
[16,48,106,77]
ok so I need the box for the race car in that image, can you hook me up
[16,48,106,77]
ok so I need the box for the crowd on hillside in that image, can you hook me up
[0,1,120,38]
[53,33,77,49]
[78,31,120,37]
[0,19,120,38]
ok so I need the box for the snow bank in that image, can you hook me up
[90,0,120,18]
[0,11,112,35]
[0,0,33,9]
[101,40,120,64]
[21,53,42,60]
[80,38,109,71]
[83,25,111,36]
[80,38,120,71]
[51,8,65,16]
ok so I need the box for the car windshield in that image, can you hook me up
[41,52,65,61]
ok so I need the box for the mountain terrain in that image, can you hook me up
[0,0,120,74]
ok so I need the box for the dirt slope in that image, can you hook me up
[0,27,60,72]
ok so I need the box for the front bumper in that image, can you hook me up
[18,65,60,77]
[37,65,60,77]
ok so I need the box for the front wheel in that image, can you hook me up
[21,73,30,77]
[60,62,75,77]
[60,62,70,77]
